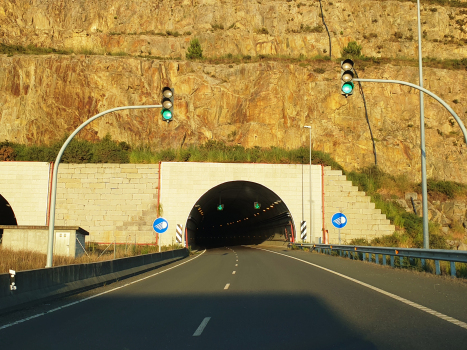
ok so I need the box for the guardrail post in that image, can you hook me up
[339,250,343,257]
[362,253,366,261]
[368,254,372,263]
[450,262,456,278]
[435,260,441,275]
[390,256,395,267]
[375,254,379,265]
[382,255,387,266]
[421,259,426,269]
[399,256,404,268]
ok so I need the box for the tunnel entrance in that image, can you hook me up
[185,181,296,248]
[0,194,17,243]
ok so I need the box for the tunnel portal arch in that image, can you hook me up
[185,181,296,248]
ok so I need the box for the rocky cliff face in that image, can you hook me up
[0,54,466,182]
[0,0,467,182]
[1,0,467,60]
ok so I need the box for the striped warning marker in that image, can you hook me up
[301,221,307,241]
[176,224,183,244]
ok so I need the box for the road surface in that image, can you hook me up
[1,245,466,349]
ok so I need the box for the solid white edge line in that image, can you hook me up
[192,317,211,336]
[248,246,467,331]
[0,250,206,331]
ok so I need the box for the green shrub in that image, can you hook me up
[425,179,467,199]
[341,41,362,58]
[186,38,203,59]
[91,134,130,163]
[61,139,93,163]
[255,27,269,35]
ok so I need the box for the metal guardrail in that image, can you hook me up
[289,243,467,278]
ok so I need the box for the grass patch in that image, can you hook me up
[0,43,70,56]
[0,134,130,163]
[129,141,344,169]
[0,243,183,274]
[1,43,467,73]
[346,166,456,249]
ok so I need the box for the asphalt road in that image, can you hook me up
[1,245,467,349]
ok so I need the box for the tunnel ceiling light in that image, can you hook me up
[263,210,266,212]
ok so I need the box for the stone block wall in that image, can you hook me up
[55,164,159,244]
[0,162,50,226]
[323,167,395,244]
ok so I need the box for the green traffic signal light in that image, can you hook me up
[162,109,172,120]
[342,82,354,94]
[254,202,261,209]
[161,87,174,122]
[340,59,355,97]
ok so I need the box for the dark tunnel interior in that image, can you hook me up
[185,181,295,248]
[0,194,17,242]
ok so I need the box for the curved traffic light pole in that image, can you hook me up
[354,78,467,250]
[46,105,162,268]
[353,79,467,143]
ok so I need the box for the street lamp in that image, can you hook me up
[416,0,429,250]
[304,125,312,243]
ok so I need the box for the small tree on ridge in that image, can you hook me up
[186,38,203,59]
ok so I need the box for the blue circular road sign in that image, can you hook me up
[153,217,169,234]
[331,213,348,229]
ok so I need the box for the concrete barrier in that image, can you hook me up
[0,248,189,314]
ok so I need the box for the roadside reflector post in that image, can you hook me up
[9,270,16,291]
[435,260,441,275]
[450,261,456,278]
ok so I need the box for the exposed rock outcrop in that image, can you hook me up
[1,0,467,60]
[0,55,466,182]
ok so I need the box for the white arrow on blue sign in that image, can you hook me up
[331,213,348,229]
[153,217,169,234]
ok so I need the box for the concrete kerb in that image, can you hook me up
[0,248,189,315]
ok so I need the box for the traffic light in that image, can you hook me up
[340,59,355,97]
[217,204,224,211]
[254,202,261,209]
[161,87,174,122]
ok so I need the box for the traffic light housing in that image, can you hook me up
[340,59,355,97]
[217,204,224,211]
[161,87,174,122]
[254,202,261,209]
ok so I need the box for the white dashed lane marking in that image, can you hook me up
[193,317,211,336]
[224,283,230,290]
[232,271,236,274]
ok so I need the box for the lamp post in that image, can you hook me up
[304,125,312,243]
[46,104,162,268]
[416,0,429,249]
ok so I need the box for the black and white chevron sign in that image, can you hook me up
[176,224,183,244]
[300,221,307,241]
